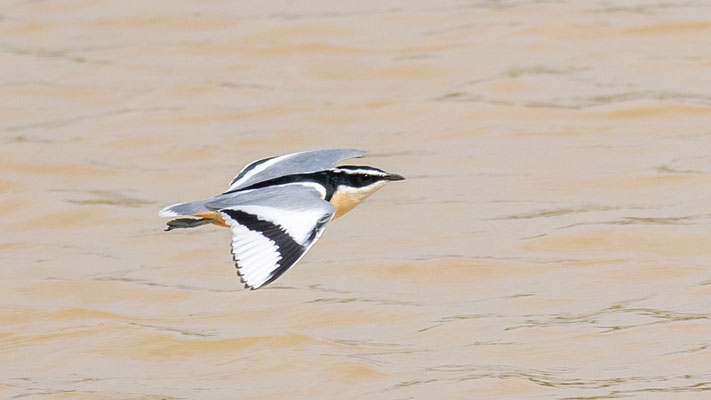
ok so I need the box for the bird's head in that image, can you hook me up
[328,165,405,218]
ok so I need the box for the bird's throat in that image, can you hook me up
[331,187,377,219]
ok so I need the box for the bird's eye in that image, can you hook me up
[356,174,374,185]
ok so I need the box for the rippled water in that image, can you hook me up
[2,0,711,398]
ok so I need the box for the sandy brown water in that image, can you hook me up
[2,0,711,399]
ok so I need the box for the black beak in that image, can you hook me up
[386,173,405,181]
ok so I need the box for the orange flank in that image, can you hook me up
[193,212,229,228]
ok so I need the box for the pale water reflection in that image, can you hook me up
[2,0,711,399]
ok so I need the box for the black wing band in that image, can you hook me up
[221,209,305,289]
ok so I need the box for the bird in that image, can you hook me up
[159,149,405,290]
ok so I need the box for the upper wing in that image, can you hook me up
[227,149,366,191]
[207,184,335,290]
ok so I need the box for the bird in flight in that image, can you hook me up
[159,149,405,290]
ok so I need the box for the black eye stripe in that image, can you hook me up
[348,173,375,186]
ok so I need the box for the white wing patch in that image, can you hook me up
[219,204,334,290]
[226,219,282,289]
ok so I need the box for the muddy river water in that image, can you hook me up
[2,0,711,399]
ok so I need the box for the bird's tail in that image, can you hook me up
[159,200,212,231]
[164,217,213,231]
[159,201,230,231]
[158,200,209,218]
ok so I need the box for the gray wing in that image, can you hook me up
[206,184,336,290]
[227,148,366,191]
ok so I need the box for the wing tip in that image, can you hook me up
[344,148,366,158]
[232,252,263,291]
[236,265,263,291]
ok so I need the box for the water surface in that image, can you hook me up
[2,0,711,398]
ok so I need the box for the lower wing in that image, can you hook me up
[209,184,336,290]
